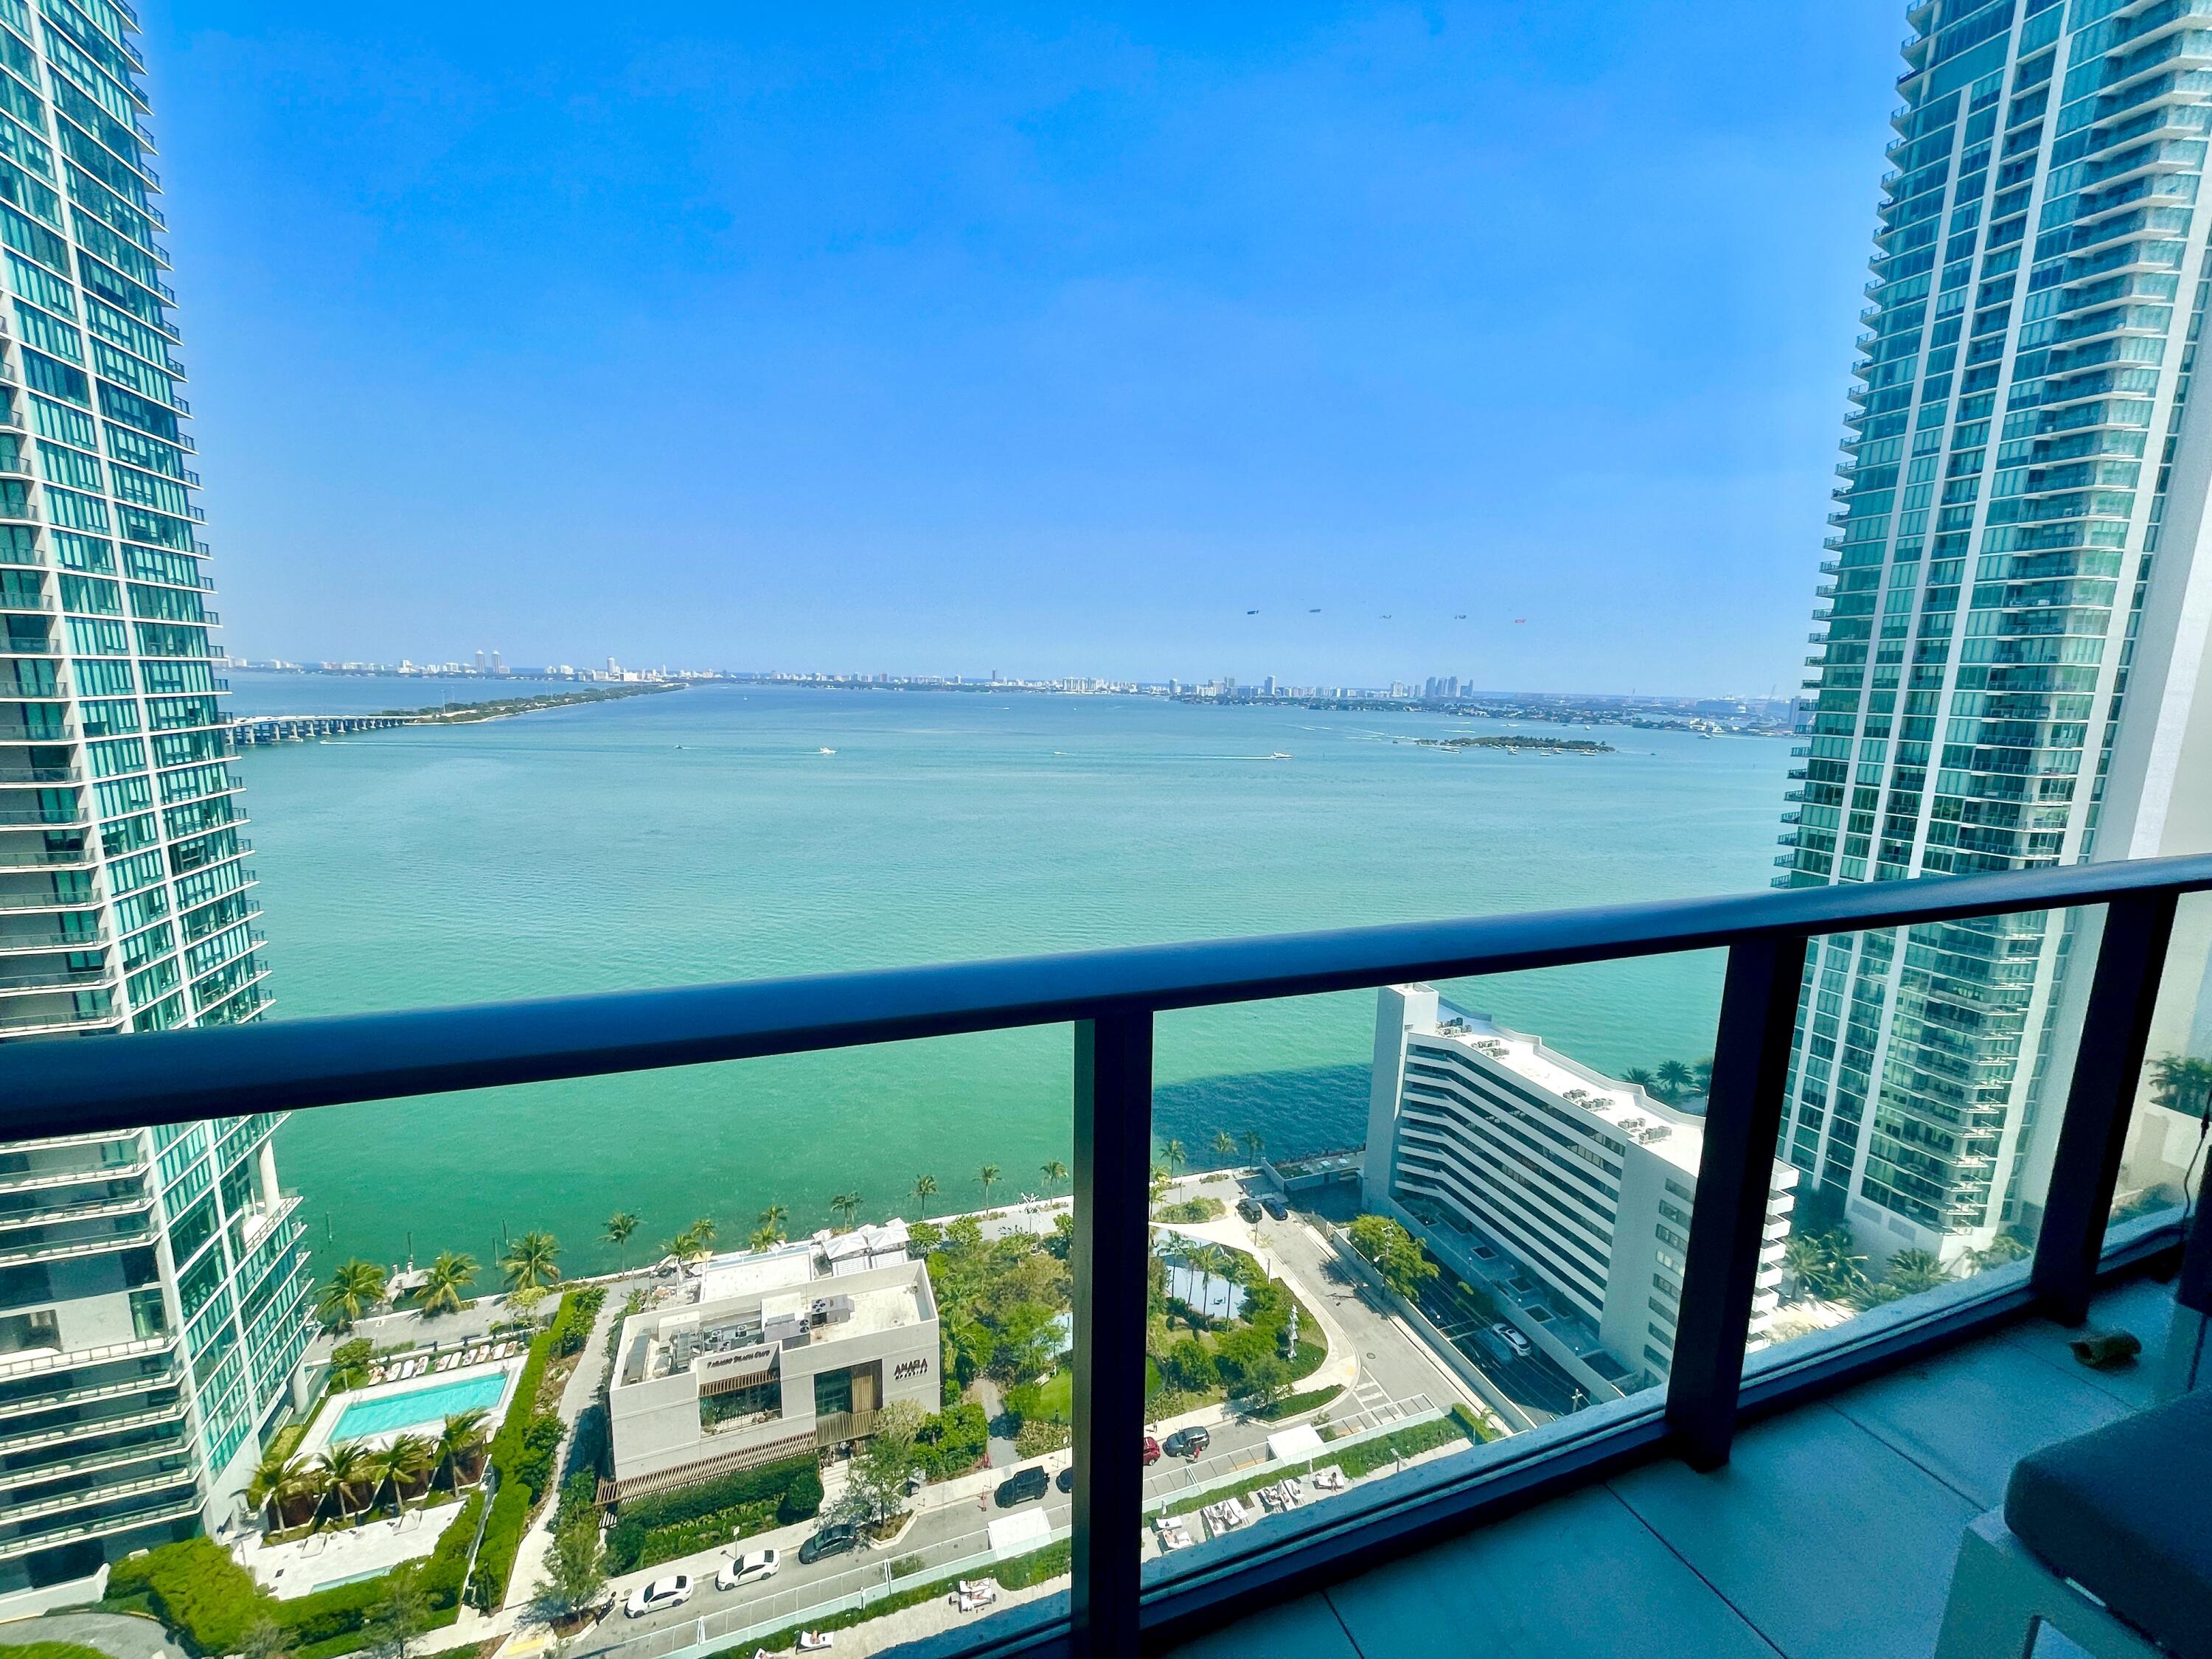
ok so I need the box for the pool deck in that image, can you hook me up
[296,1355,524,1458]
[240,1498,467,1599]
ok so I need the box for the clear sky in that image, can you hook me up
[142,1,1900,693]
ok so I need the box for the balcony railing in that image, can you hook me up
[1,854,2208,1656]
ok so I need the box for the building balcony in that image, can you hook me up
[1180,1275,2190,1659]
[0,855,2205,1657]
[0,886,102,912]
[0,846,98,872]
[0,1002,125,1037]
[0,764,80,785]
[0,1335,179,1394]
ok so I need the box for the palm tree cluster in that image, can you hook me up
[662,1217,717,1265]
[2152,1053,2212,1119]
[1621,1057,1714,1106]
[248,1411,490,1534]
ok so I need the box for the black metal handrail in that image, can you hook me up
[4,852,2211,1658]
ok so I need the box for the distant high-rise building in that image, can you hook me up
[1781,0,2212,1264]
[0,2,309,1611]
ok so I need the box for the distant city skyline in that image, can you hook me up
[145,1,1902,692]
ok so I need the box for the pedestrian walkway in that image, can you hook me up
[502,1288,629,1611]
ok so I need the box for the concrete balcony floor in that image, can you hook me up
[1171,1275,2181,1659]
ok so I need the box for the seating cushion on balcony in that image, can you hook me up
[2003,1386,2212,1659]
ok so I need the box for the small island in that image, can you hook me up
[1410,734,1615,755]
[393,681,684,723]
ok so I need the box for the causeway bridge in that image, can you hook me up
[229,713,411,745]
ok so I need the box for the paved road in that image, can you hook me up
[4,1612,187,1659]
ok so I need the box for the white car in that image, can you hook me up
[1489,1321,1532,1358]
[715,1548,781,1591]
[625,1573,695,1618]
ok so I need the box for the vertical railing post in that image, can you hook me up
[2031,891,2178,1326]
[1666,933,1806,1471]
[1071,1011,1152,1657]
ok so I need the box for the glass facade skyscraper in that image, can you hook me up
[1782,0,2212,1263]
[0,0,309,1610]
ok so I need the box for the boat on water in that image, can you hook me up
[818,747,837,755]
[1268,751,1291,760]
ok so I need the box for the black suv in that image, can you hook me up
[1261,1194,1290,1220]
[1236,1197,1263,1223]
[1162,1426,1211,1460]
[799,1523,859,1565]
[995,1465,1050,1506]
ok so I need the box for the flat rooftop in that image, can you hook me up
[1411,1006,1706,1177]
[622,1256,931,1385]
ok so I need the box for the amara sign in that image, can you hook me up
[892,1356,931,1381]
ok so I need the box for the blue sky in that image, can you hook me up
[143,1,1899,693]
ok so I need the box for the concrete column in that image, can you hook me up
[257,1139,280,1208]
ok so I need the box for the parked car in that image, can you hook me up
[714,1549,781,1591]
[1056,1465,1075,1493]
[1489,1321,1532,1358]
[1261,1194,1290,1220]
[995,1465,1051,1506]
[1141,1435,1163,1466]
[1163,1425,1211,1460]
[625,1574,695,1618]
[1237,1197,1264,1223]
[799,1523,859,1565]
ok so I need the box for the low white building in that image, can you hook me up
[605,1242,939,1501]
[1366,985,1796,1394]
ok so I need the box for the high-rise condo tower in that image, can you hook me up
[1782,0,2212,1265]
[0,0,310,1613]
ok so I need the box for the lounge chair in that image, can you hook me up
[1935,1386,2211,1659]
[796,1634,833,1651]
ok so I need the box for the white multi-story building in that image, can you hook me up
[605,1242,940,1501]
[1365,986,1795,1396]
[0,0,310,1615]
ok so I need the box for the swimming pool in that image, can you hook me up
[331,1370,509,1443]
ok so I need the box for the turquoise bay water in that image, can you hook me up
[229,678,1789,1276]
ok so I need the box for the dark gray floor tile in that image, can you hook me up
[1999,1278,2178,1409]
[1324,1484,1778,1659]
[1830,1334,2134,1508]
[1610,1403,1977,1659]
[1166,1593,1363,1659]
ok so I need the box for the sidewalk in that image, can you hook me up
[501,1290,627,1612]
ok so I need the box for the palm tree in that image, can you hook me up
[830,1192,861,1230]
[748,1222,782,1251]
[1623,1067,1660,1093]
[248,1450,316,1530]
[757,1203,789,1242]
[1211,1130,1237,1163]
[1039,1160,1068,1196]
[1692,1056,1715,1095]
[1242,1129,1265,1160]
[911,1173,939,1218]
[977,1165,1001,1206]
[500,1230,561,1292]
[1655,1059,1695,1101]
[2152,1054,2212,1116]
[602,1211,639,1265]
[414,1251,478,1316]
[315,1443,372,1523]
[432,1409,491,1491]
[315,1259,387,1330]
[1184,1244,1228,1321]
[1882,1248,1953,1298]
[1161,1138,1186,1180]
[369,1433,435,1514]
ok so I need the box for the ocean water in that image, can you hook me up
[227,677,1790,1275]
